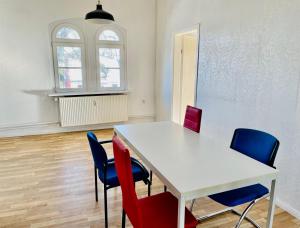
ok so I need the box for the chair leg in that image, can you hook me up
[104,187,108,228]
[190,199,196,212]
[148,180,151,196]
[94,166,98,202]
[197,205,260,228]
[122,209,126,228]
[197,207,233,221]
[148,170,152,196]
[198,196,266,227]
[233,200,261,228]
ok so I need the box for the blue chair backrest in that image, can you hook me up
[87,131,108,170]
[230,129,280,167]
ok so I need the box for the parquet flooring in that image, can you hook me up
[0,130,299,227]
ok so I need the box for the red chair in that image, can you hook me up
[183,105,202,133]
[113,136,198,228]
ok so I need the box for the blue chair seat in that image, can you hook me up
[209,184,269,207]
[99,158,149,187]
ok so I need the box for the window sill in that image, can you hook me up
[48,90,129,97]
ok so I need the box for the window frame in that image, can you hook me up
[96,26,127,92]
[52,24,87,92]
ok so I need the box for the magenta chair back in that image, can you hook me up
[183,105,202,133]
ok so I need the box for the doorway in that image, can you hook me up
[172,27,199,125]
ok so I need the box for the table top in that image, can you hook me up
[114,121,278,200]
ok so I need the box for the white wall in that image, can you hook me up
[156,0,300,218]
[0,0,156,132]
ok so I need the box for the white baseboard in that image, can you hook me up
[276,198,300,220]
[0,115,155,138]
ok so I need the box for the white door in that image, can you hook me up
[172,30,199,125]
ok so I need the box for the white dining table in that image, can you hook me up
[114,121,278,228]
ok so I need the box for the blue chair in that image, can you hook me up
[87,132,151,228]
[201,129,280,228]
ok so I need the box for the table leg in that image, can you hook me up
[266,179,277,228]
[178,196,185,228]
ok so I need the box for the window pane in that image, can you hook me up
[56,27,80,40]
[100,69,121,88]
[58,68,83,89]
[99,30,120,41]
[99,48,121,88]
[57,46,82,68]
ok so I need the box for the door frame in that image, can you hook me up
[171,23,201,122]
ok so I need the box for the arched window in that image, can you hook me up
[52,24,86,91]
[96,26,126,90]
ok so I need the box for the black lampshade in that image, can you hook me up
[85,2,115,24]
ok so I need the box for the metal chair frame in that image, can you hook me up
[194,194,268,228]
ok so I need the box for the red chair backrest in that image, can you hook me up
[183,105,202,133]
[113,136,142,227]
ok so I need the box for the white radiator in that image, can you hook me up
[59,95,128,127]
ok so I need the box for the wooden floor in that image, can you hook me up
[0,130,299,228]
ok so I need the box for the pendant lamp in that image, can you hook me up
[85,1,115,24]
